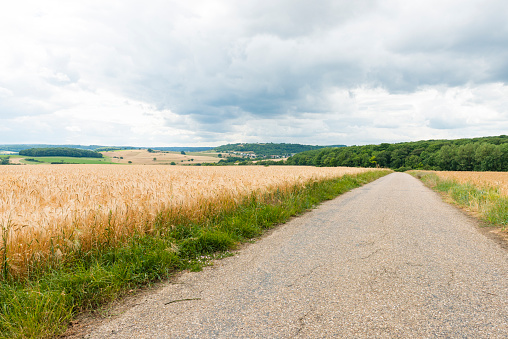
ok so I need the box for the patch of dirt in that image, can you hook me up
[9,158,24,164]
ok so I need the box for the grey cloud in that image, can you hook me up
[123,0,507,123]
[240,0,378,39]
[2,0,508,146]
[428,117,468,130]
[382,1,508,89]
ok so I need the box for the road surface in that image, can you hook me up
[87,173,508,338]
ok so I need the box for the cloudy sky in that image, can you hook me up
[1,0,508,147]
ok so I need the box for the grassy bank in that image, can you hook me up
[411,171,508,228]
[0,170,390,338]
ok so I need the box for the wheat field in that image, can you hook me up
[432,171,508,196]
[0,165,376,275]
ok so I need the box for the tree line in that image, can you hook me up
[286,135,508,171]
[19,147,103,158]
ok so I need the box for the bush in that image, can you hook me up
[394,166,411,172]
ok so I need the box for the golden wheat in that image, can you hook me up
[432,171,508,196]
[0,165,377,275]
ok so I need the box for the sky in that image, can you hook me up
[1,0,508,147]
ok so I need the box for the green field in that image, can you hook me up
[186,151,221,157]
[19,155,115,164]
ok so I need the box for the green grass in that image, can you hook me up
[19,156,115,165]
[1,155,115,165]
[186,151,220,157]
[410,171,508,227]
[0,170,390,338]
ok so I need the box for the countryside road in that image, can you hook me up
[87,173,508,338]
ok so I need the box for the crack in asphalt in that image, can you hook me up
[163,298,201,305]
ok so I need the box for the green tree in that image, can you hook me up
[475,143,502,171]
[369,155,377,167]
[373,150,391,168]
[436,145,456,170]
[284,135,508,171]
[19,147,103,158]
[405,155,422,169]
[390,147,410,168]
[499,143,508,171]
[456,143,476,171]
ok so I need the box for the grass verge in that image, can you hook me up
[0,170,390,338]
[410,171,508,228]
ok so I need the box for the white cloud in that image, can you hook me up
[0,87,13,98]
[1,0,507,146]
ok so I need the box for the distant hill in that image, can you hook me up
[286,135,508,171]
[214,143,345,157]
[0,144,107,153]
[0,144,214,153]
[0,143,341,156]
[147,146,214,152]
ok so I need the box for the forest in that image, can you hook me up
[19,147,104,158]
[286,135,508,171]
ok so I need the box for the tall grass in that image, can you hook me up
[0,168,390,338]
[0,165,376,279]
[411,171,508,227]
[425,170,508,196]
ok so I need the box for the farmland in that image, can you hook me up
[2,154,114,165]
[3,149,222,166]
[101,149,220,164]
[431,171,508,196]
[20,156,114,165]
[0,165,379,277]
[0,165,389,338]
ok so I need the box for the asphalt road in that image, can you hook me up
[87,173,508,338]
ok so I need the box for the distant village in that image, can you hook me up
[224,151,293,159]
